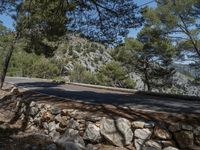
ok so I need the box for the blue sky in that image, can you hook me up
[0,0,156,37]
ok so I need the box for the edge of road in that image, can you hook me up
[5,76,200,101]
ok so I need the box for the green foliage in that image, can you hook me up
[193,76,200,85]
[52,76,65,84]
[69,64,98,84]
[96,61,136,89]
[7,50,60,79]
[142,0,200,64]
[112,27,176,91]
[16,0,68,57]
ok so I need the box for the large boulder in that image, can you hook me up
[100,117,133,147]
[83,122,101,143]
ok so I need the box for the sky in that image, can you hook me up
[0,0,156,38]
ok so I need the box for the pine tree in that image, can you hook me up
[142,0,200,65]
[111,27,176,91]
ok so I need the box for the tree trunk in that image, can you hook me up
[144,61,151,92]
[0,35,18,89]
[144,71,151,92]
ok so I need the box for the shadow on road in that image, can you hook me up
[13,81,200,114]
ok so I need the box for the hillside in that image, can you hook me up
[1,33,200,96]
[54,33,112,73]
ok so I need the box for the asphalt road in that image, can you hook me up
[5,77,200,114]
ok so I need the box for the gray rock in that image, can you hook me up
[85,144,98,150]
[86,115,102,122]
[48,121,57,132]
[51,107,61,115]
[154,126,171,140]
[145,140,162,149]
[55,114,63,122]
[174,131,193,148]
[195,135,200,146]
[56,128,85,150]
[100,117,133,147]
[61,109,69,116]
[116,118,133,145]
[24,144,32,149]
[194,127,200,136]
[160,140,175,147]
[169,124,181,132]
[142,147,161,150]
[55,115,69,128]
[49,130,60,142]
[181,124,193,131]
[135,139,144,150]
[83,122,101,143]
[132,121,145,128]
[46,143,57,150]
[30,101,36,107]
[43,122,49,130]
[32,146,38,150]
[162,146,179,150]
[64,142,80,150]
[66,118,80,130]
[134,128,152,140]
[132,121,155,129]
[33,115,40,126]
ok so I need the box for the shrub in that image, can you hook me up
[69,64,98,84]
[96,61,136,89]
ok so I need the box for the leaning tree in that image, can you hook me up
[0,0,142,88]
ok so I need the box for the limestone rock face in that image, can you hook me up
[174,131,193,148]
[100,117,133,147]
[154,126,171,140]
[83,122,101,143]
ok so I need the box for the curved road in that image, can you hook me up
[5,77,200,114]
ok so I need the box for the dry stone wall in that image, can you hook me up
[15,100,200,150]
